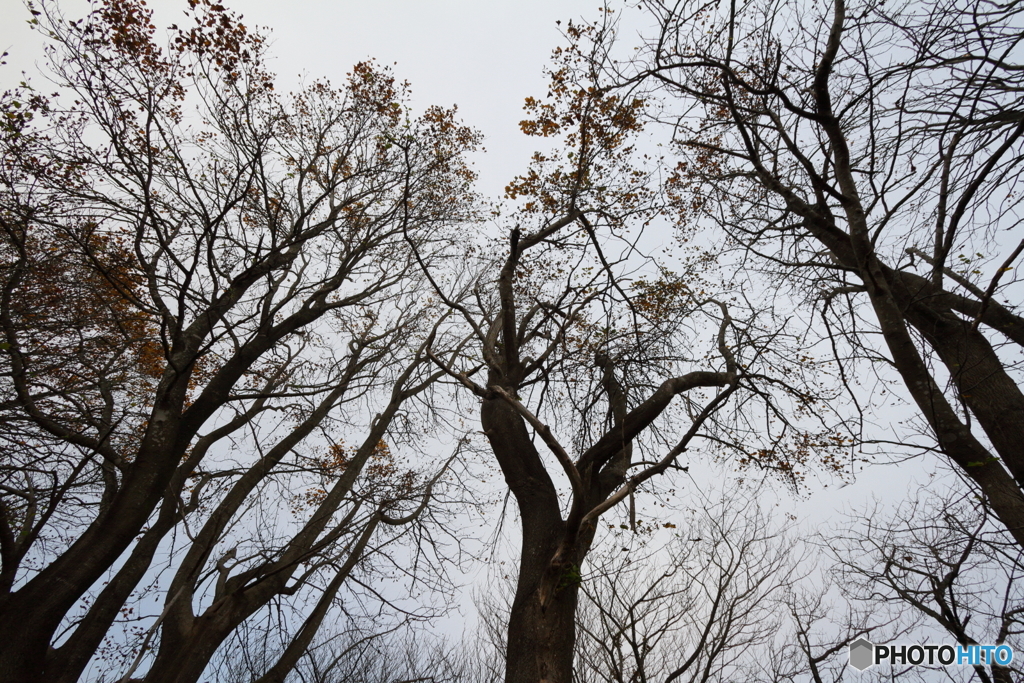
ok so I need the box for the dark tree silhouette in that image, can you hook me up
[0,1,478,680]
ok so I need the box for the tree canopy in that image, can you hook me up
[0,1,477,680]
[2,1,1024,682]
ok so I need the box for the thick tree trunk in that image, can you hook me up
[505,570,582,683]
[481,390,582,683]
[782,146,1024,551]
[142,604,255,683]
[482,384,613,683]
[49,495,183,683]
[903,295,1024,485]
[0,410,188,683]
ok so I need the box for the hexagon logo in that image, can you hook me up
[849,637,875,671]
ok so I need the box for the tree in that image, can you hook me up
[463,489,890,683]
[830,479,1024,683]
[580,0,1024,548]
[211,622,469,683]
[419,23,847,680]
[0,1,478,680]
[573,494,797,683]
[572,483,1024,683]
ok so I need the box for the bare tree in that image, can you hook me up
[830,479,1024,683]
[212,620,470,683]
[419,27,849,679]
[0,1,478,681]
[570,0,1024,549]
[463,490,888,683]
[573,494,797,683]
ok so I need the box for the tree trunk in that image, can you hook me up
[481,389,584,683]
[0,411,187,683]
[505,569,582,683]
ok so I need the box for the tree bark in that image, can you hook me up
[482,388,581,683]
